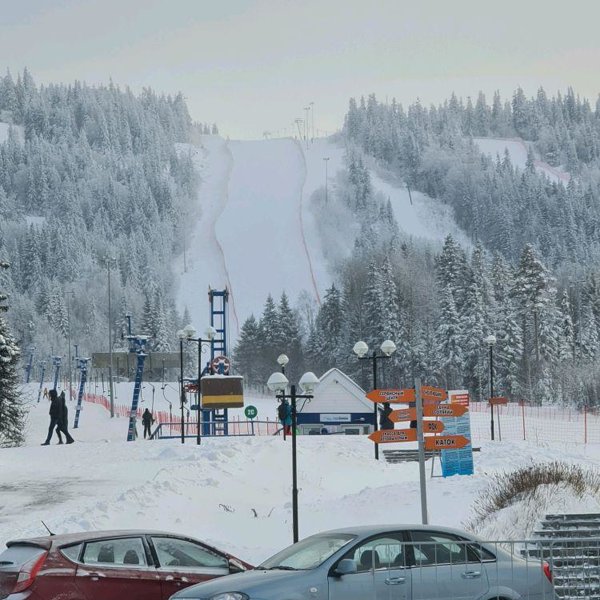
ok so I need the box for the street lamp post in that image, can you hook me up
[178,324,217,445]
[267,369,319,543]
[177,332,186,444]
[277,354,289,440]
[485,334,496,441]
[353,339,397,460]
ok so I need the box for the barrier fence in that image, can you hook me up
[82,392,600,445]
[469,401,600,445]
[81,392,278,437]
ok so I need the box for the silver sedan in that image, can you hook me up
[170,524,556,600]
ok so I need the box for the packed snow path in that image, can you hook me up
[177,136,469,339]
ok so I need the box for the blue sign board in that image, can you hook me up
[440,409,474,477]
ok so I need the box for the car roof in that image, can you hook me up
[305,524,479,539]
[6,530,198,550]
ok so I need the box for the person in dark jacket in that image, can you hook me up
[379,402,394,430]
[42,389,61,445]
[142,408,154,439]
[57,391,75,444]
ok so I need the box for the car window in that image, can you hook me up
[343,535,407,572]
[151,537,228,569]
[82,538,147,567]
[410,531,479,565]
[60,543,82,562]
[259,534,355,570]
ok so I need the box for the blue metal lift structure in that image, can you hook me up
[202,287,230,436]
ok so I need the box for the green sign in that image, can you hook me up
[244,405,258,419]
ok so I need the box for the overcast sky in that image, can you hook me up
[2,0,600,139]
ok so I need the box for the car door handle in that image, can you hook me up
[385,577,406,585]
[462,571,481,579]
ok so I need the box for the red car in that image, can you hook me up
[0,530,253,600]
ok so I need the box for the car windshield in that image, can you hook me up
[259,534,355,570]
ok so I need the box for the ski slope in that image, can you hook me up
[474,137,570,183]
[3,384,600,565]
[177,136,469,338]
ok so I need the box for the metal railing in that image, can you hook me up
[151,420,278,440]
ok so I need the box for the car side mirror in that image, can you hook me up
[334,559,357,577]
[228,558,246,574]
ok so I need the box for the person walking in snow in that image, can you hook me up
[142,408,154,439]
[57,391,75,444]
[42,389,61,445]
[278,398,292,438]
[379,402,394,430]
[42,387,48,400]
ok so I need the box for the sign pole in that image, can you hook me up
[415,377,428,525]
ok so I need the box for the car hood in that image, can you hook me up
[172,568,312,598]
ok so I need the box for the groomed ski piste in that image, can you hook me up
[2,383,600,565]
[176,135,469,341]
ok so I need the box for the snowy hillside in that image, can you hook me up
[3,384,600,565]
[177,136,468,337]
[473,137,570,183]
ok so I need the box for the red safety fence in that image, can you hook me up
[468,401,600,445]
[82,393,278,436]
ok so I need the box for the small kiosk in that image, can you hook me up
[295,368,374,435]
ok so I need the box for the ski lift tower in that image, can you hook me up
[203,287,230,435]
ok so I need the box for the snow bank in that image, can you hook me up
[4,385,600,564]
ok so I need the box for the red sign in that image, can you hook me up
[449,390,470,406]
[489,397,508,406]
[366,389,416,404]
[420,386,447,402]
[389,408,416,423]
[423,404,468,418]
[424,435,469,450]
[369,429,418,444]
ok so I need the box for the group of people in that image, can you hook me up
[42,389,75,445]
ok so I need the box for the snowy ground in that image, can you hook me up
[176,136,469,340]
[2,384,600,565]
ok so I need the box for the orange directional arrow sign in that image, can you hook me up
[389,408,417,422]
[423,404,469,418]
[423,420,445,433]
[369,429,418,444]
[424,435,470,450]
[366,389,416,404]
[420,386,447,402]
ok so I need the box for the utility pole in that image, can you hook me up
[310,101,314,141]
[107,259,115,418]
[304,106,310,149]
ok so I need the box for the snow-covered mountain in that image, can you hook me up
[176,135,467,338]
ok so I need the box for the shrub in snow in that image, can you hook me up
[465,462,600,540]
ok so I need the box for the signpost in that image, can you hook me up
[244,405,258,419]
[368,429,417,444]
[245,405,257,435]
[366,379,474,526]
[423,404,468,418]
[420,386,447,402]
[424,435,469,450]
[489,396,508,406]
[366,388,416,403]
